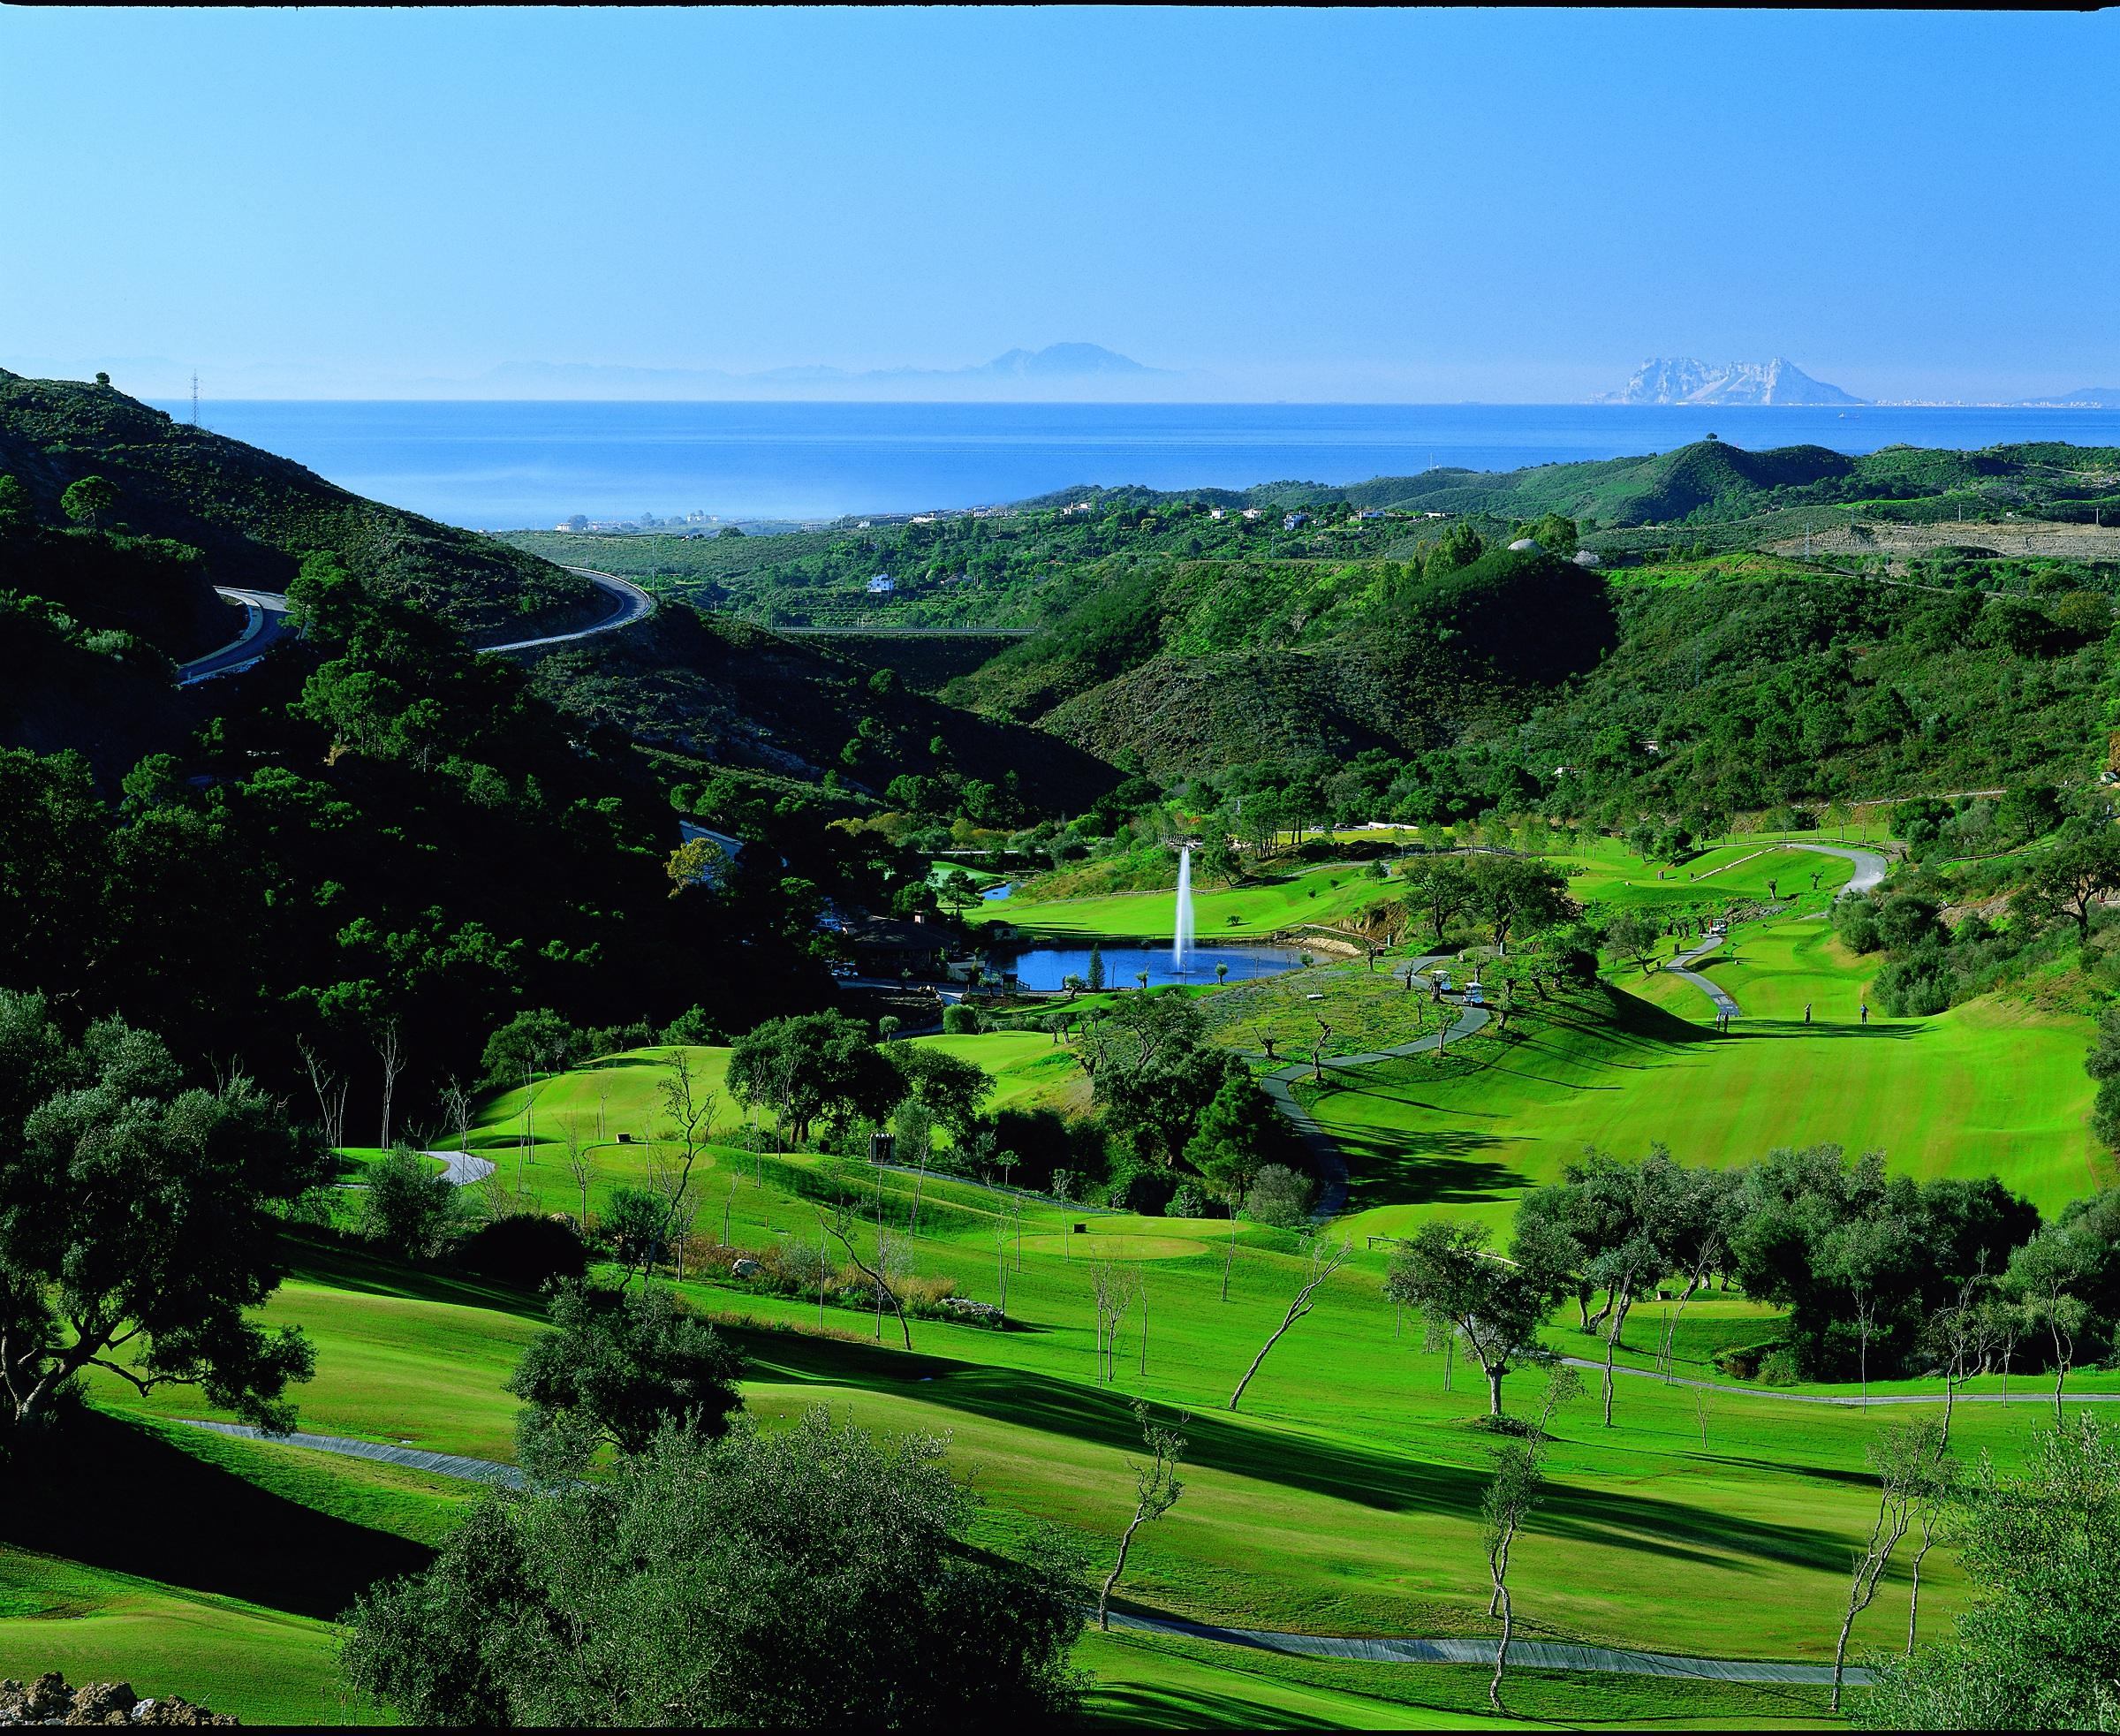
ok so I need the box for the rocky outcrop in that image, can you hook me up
[0,1674,236,1726]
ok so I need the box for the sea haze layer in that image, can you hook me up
[152,400,2120,531]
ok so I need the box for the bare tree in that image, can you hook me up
[1091,1259,1137,1385]
[1831,1416,1946,1711]
[1905,1447,1960,1656]
[2022,1279,2087,1426]
[1592,1235,1658,1428]
[1691,1382,1718,1450]
[438,1076,476,1160]
[375,1020,405,1150]
[1228,1238,1352,1412]
[822,1203,912,1350]
[644,1141,702,1281]
[594,1072,612,1141]
[559,1111,593,1233]
[1852,1285,1879,1402]
[623,1051,715,1290]
[296,1037,348,1153]
[1097,1401,1188,1631]
[1482,1365,1579,1710]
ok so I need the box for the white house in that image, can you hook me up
[867,575,896,595]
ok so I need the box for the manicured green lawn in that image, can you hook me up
[1324,964,2101,1239]
[0,1551,373,1727]
[35,830,2109,1727]
[1559,838,1854,913]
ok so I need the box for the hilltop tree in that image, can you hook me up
[664,834,729,894]
[1196,834,1242,886]
[2014,830,2120,942]
[1465,855,1575,954]
[1433,521,1485,569]
[935,868,983,920]
[890,1044,992,1145]
[0,995,323,1435]
[1603,906,1664,974]
[1400,856,1476,944]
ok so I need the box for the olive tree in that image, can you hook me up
[0,995,323,1434]
[342,1407,1087,1726]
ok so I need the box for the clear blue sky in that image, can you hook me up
[3,6,2113,400]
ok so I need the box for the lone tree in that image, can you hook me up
[1097,1401,1187,1629]
[343,1407,1087,1726]
[359,1146,461,1260]
[1385,1219,1564,1417]
[0,992,324,1434]
[506,1279,745,1480]
[1481,1365,1580,1710]
[1831,1415,1950,1712]
[1227,1238,1352,1412]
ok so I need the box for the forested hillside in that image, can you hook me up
[0,371,604,639]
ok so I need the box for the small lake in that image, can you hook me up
[996,943,1308,991]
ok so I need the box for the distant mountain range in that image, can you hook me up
[461,343,1170,400]
[1598,357,1866,407]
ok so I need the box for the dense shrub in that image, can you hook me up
[360,1147,461,1259]
[942,1004,980,1035]
[1244,1164,1316,1228]
[343,1409,1086,1725]
[1874,943,1955,1017]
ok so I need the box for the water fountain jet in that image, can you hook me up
[1172,843,1195,974]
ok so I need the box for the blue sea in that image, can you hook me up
[151,399,2120,533]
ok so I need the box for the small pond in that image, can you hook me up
[994,943,1309,992]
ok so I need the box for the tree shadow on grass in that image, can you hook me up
[283,1233,551,1323]
[1086,1683,1344,1730]
[3,1410,433,1619]
[729,1329,1851,1578]
[1730,1024,1920,1043]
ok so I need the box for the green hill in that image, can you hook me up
[951,546,1616,777]
[519,602,1120,814]
[0,370,602,639]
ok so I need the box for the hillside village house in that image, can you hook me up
[846,914,947,979]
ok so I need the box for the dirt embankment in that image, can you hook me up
[1767,519,2120,565]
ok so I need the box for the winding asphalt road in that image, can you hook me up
[1246,955,1491,1218]
[1788,840,1889,898]
[480,566,655,652]
[176,588,295,686]
[172,564,655,686]
[1660,841,1891,1022]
